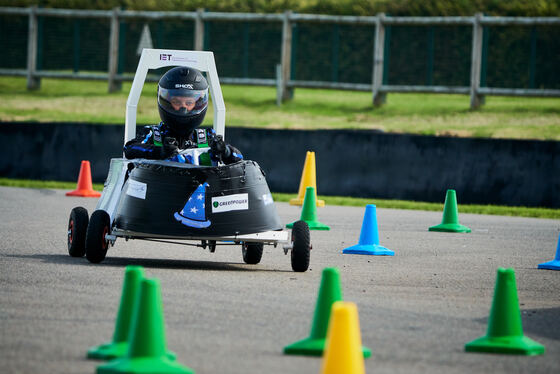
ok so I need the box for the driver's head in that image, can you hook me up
[169,96,198,112]
[157,67,209,137]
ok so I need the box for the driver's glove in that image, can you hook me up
[161,137,178,159]
[209,135,231,160]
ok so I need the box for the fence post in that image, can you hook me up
[470,13,484,109]
[276,64,282,106]
[280,10,294,102]
[108,7,121,93]
[26,5,40,90]
[194,8,204,51]
[372,13,386,106]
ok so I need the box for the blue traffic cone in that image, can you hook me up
[343,205,394,256]
[538,233,560,271]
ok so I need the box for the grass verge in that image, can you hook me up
[1,77,560,140]
[2,178,558,219]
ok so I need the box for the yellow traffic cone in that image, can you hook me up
[290,151,325,207]
[320,302,367,374]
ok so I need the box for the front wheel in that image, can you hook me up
[85,210,111,264]
[68,207,89,257]
[291,221,311,272]
[242,242,264,264]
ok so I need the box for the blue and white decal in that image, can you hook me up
[174,183,211,228]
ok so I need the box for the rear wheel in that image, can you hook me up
[85,210,111,264]
[291,221,311,272]
[242,242,264,264]
[68,207,89,257]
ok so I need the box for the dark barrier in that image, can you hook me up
[1,123,124,183]
[1,122,559,207]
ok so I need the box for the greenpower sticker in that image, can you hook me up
[211,193,249,213]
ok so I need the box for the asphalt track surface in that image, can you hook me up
[1,186,559,374]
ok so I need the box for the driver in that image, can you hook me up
[123,66,242,165]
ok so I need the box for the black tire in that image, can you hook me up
[85,210,111,264]
[67,207,89,257]
[242,242,264,264]
[291,220,311,272]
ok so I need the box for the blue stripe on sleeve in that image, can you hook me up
[129,145,153,153]
[141,132,153,144]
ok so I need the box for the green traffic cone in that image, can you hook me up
[287,187,330,230]
[429,189,471,233]
[465,268,545,355]
[88,266,145,360]
[97,278,194,374]
[284,268,371,357]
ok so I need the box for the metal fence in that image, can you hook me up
[1,6,559,108]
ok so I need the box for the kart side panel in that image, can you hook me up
[114,160,282,236]
[95,158,131,223]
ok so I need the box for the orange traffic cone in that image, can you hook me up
[66,160,101,197]
[290,151,325,207]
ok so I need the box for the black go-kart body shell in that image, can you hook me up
[113,159,282,237]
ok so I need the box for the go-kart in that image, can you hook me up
[66,49,311,272]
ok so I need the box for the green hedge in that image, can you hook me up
[1,1,558,89]
[2,0,560,17]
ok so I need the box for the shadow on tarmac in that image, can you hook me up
[521,307,560,341]
[473,307,560,341]
[6,253,293,273]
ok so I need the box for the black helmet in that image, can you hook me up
[157,67,209,137]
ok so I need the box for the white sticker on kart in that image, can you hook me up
[126,180,147,200]
[262,193,273,206]
[211,193,249,213]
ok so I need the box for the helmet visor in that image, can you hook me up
[158,87,209,116]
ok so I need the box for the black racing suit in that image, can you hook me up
[123,122,243,165]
